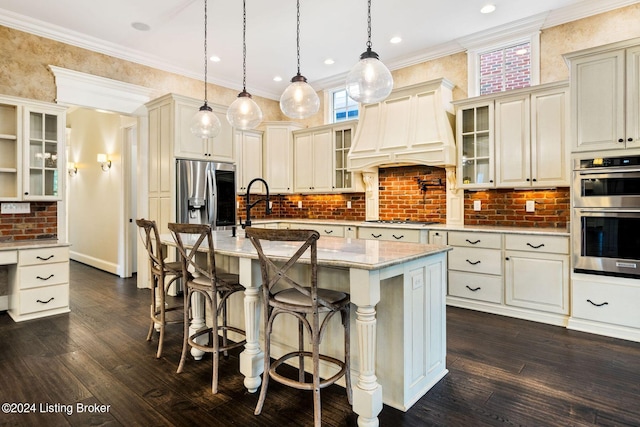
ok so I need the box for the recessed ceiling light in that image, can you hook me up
[131,22,150,31]
[390,36,402,44]
[209,55,221,62]
[324,58,335,65]
[273,76,283,82]
[480,4,496,14]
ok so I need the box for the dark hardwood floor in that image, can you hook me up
[1,261,639,426]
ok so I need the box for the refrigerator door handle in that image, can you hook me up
[207,166,217,227]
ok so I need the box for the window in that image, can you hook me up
[325,88,359,123]
[479,41,531,95]
[465,29,540,97]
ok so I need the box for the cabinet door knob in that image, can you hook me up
[618,138,624,143]
[628,138,634,142]
[532,178,537,182]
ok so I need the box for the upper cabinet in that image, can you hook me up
[148,93,234,163]
[454,82,570,189]
[293,120,362,194]
[235,129,263,194]
[565,39,640,152]
[0,95,66,201]
[263,122,303,194]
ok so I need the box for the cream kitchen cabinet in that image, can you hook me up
[565,39,640,152]
[455,82,569,189]
[8,245,70,322]
[495,83,570,188]
[148,93,234,163]
[287,222,346,238]
[293,121,361,194]
[262,122,303,194]
[455,101,495,189]
[428,230,448,246]
[504,234,569,316]
[235,129,263,194]
[293,126,333,193]
[447,231,503,305]
[0,95,66,201]
[569,274,640,342]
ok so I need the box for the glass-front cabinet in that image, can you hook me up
[0,101,20,200]
[334,125,353,191]
[23,105,65,200]
[457,102,494,188]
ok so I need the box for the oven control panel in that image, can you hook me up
[577,155,640,169]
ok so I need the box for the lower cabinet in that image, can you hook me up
[568,274,640,342]
[358,226,425,243]
[8,245,70,322]
[441,230,570,326]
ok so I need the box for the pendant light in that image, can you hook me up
[279,0,319,119]
[226,0,263,130]
[345,0,393,104]
[190,0,222,139]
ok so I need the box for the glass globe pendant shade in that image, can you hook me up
[346,48,393,104]
[280,74,320,119]
[227,91,263,130]
[190,103,221,139]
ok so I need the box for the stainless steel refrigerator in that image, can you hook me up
[176,159,236,230]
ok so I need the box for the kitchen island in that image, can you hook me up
[161,230,450,427]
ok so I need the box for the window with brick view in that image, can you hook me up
[479,42,531,95]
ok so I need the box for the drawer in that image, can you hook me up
[17,283,69,315]
[449,247,502,275]
[448,231,502,249]
[288,223,345,237]
[505,234,568,254]
[0,250,18,264]
[19,262,69,290]
[358,227,421,243]
[572,279,640,329]
[449,271,502,303]
[19,246,69,266]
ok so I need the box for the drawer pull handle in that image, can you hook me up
[36,297,55,304]
[371,234,382,238]
[466,285,481,292]
[526,243,545,249]
[392,235,404,240]
[323,230,333,234]
[36,255,54,261]
[587,299,609,307]
[37,274,55,281]
[466,259,481,265]
[465,239,481,245]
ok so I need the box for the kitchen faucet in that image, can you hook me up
[240,178,271,229]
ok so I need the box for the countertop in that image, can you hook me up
[0,239,69,251]
[161,231,450,271]
[250,219,570,236]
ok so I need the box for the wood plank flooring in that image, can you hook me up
[1,261,639,426]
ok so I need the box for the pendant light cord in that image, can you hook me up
[366,0,372,49]
[242,0,247,91]
[203,0,209,104]
[296,0,301,76]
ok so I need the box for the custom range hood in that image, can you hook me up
[347,78,456,172]
[347,78,464,226]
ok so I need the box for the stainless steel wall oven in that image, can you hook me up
[573,155,640,278]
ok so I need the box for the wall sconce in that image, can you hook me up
[97,153,111,171]
[67,162,77,176]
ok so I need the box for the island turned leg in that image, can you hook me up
[189,292,207,360]
[350,268,383,427]
[238,257,264,393]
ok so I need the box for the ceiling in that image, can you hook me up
[0,0,637,100]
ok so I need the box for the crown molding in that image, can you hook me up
[542,0,640,29]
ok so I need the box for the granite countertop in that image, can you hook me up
[250,219,570,237]
[0,239,70,251]
[161,232,450,271]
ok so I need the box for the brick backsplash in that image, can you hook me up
[465,188,569,228]
[0,202,58,242]
[240,165,569,228]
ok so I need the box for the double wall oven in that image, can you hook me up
[573,155,640,278]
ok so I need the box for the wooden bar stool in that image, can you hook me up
[136,218,183,359]
[245,227,352,426]
[168,222,246,394]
